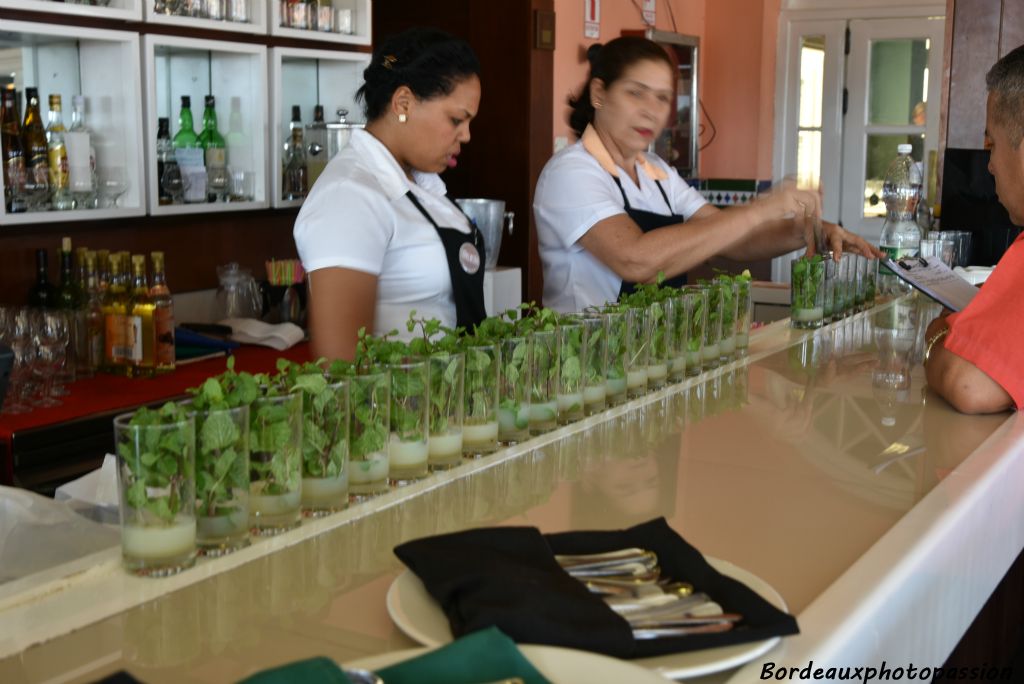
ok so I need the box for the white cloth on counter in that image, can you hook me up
[219,318,305,351]
[533,133,707,313]
[294,128,471,338]
[954,265,995,285]
[0,484,120,584]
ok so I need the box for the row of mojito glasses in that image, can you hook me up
[112,277,753,577]
[790,253,879,329]
[0,307,73,415]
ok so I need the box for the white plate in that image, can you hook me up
[348,643,674,684]
[385,557,787,680]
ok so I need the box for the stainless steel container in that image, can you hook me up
[454,198,515,270]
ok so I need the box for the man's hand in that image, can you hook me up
[807,221,885,261]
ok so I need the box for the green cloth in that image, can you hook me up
[378,627,551,684]
[237,656,352,684]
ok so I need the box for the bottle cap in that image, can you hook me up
[48,94,61,108]
[291,105,302,122]
[181,95,191,108]
[314,104,324,121]
[158,117,169,133]
[897,143,913,155]
[205,95,216,108]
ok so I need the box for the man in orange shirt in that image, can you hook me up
[924,45,1024,414]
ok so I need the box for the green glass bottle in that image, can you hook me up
[172,95,198,149]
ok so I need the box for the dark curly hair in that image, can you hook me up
[568,37,674,138]
[356,27,480,122]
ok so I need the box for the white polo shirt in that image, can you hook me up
[533,126,707,313]
[294,128,472,337]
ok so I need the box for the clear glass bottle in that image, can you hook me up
[1,88,27,214]
[128,254,156,377]
[56,236,82,310]
[46,94,73,210]
[82,251,105,377]
[156,117,183,205]
[878,143,923,296]
[21,87,50,210]
[199,96,228,202]
[150,251,176,375]
[283,105,308,200]
[68,95,98,209]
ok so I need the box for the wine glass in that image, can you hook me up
[160,162,185,204]
[98,167,129,208]
[207,165,230,203]
[32,310,70,408]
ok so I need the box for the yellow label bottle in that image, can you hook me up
[101,254,130,375]
[128,254,156,377]
[150,251,175,374]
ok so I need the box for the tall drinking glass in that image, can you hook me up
[790,256,826,329]
[668,292,692,381]
[249,391,303,534]
[577,314,609,415]
[699,283,724,370]
[529,330,559,435]
[463,343,500,458]
[625,306,651,399]
[557,321,585,424]
[299,378,350,515]
[389,357,430,485]
[115,406,197,576]
[428,351,465,471]
[348,370,390,500]
[498,335,532,444]
[683,287,707,376]
[646,301,671,389]
[735,278,753,354]
[714,277,739,360]
[602,309,629,406]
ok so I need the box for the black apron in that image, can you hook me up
[405,191,488,331]
[613,175,688,298]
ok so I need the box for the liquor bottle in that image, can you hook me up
[56,236,83,310]
[102,253,131,375]
[28,247,57,308]
[95,248,111,294]
[128,254,156,377]
[68,95,97,209]
[21,87,50,210]
[156,117,181,205]
[46,94,72,210]
[174,96,206,203]
[173,95,199,149]
[306,104,328,187]
[283,105,308,200]
[81,251,105,376]
[1,88,27,214]
[226,96,251,201]
[150,251,176,374]
[198,95,228,202]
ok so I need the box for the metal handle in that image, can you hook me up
[504,210,515,235]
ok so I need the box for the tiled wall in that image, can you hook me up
[687,179,773,207]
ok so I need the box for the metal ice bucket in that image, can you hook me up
[454,198,515,270]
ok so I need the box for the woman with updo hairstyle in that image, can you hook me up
[294,27,484,360]
[533,36,880,313]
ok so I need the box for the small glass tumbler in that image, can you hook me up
[498,335,532,445]
[249,391,303,535]
[646,301,671,390]
[577,314,609,415]
[920,237,955,267]
[462,343,499,458]
[735,278,753,354]
[529,330,559,435]
[557,322,586,425]
[625,306,652,399]
[115,407,197,577]
[714,277,739,360]
[698,283,724,370]
[683,287,707,376]
[853,255,867,311]
[667,292,692,381]
[300,378,350,517]
[389,357,430,485]
[602,309,629,406]
[428,351,465,471]
[347,370,391,500]
[790,256,826,329]
[187,402,250,556]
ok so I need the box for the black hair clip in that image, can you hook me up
[382,54,398,70]
[918,257,929,267]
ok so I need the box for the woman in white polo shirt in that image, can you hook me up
[534,37,880,313]
[294,28,486,360]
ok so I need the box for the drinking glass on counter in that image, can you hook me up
[576,314,608,416]
[248,390,303,535]
[497,335,532,444]
[602,309,628,406]
[347,369,390,500]
[937,230,972,267]
[698,283,724,369]
[1,307,34,415]
[667,292,692,381]
[920,237,955,267]
[645,301,670,390]
[556,321,585,425]
[624,306,651,399]
[462,343,499,458]
[114,406,197,577]
[31,309,69,408]
[299,378,350,515]
[427,351,465,471]
[388,357,430,485]
[528,330,558,435]
[714,277,739,361]
[790,256,825,329]
[735,278,753,353]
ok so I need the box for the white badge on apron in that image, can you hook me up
[459,243,481,275]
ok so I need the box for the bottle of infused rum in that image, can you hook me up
[128,254,156,377]
[149,251,175,374]
[82,251,105,376]
[46,94,72,210]
[1,88,27,213]
[21,87,50,209]
[102,253,131,375]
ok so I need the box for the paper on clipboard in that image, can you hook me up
[882,256,979,311]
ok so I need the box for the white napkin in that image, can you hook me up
[55,453,119,509]
[219,317,305,351]
[953,265,994,285]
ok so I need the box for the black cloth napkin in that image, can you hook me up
[394,517,799,659]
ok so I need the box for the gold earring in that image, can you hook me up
[398,113,407,123]
[593,101,602,109]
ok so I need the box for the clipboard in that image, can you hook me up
[882,256,979,311]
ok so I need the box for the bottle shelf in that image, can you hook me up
[0,0,142,22]
[269,46,368,209]
[268,0,372,46]
[143,0,268,36]
[0,20,146,226]
[143,34,269,216]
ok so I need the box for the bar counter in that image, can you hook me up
[1,298,1022,683]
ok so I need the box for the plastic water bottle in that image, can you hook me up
[878,144,923,295]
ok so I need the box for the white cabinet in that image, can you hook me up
[143,0,268,36]
[269,46,368,208]
[268,0,372,46]
[143,35,268,215]
[0,21,146,225]
[0,0,142,21]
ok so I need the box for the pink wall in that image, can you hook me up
[551,0,777,180]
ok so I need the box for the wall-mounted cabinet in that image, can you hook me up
[143,0,268,36]
[143,34,268,216]
[269,0,372,46]
[269,46,367,208]
[0,0,142,21]
[0,21,146,226]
